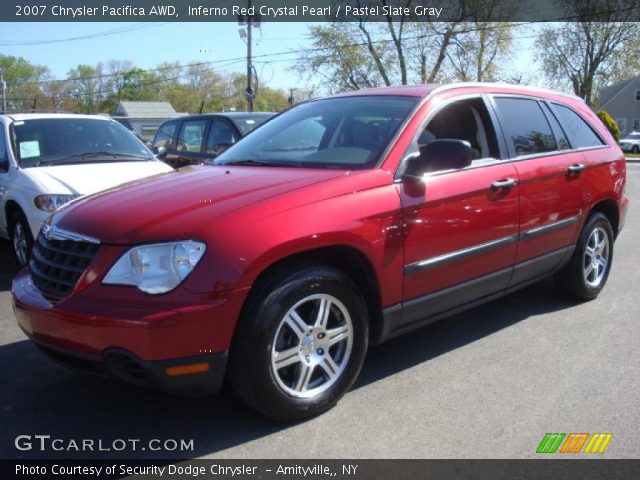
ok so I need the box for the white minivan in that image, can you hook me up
[0,113,173,266]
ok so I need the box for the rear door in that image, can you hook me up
[491,95,587,286]
[396,95,519,332]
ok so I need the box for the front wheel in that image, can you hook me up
[633,145,639,154]
[554,212,614,300]
[229,265,369,421]
[9,210,34,267]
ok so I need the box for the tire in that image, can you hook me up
[633,145,639,154]
[554,212,614,301]
[8,209,34,267]
[228,264,369,421]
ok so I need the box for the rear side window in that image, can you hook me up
[153,120,177,149]
[552,104,605,149]
[540,103,571,150]
[494,97,557,156]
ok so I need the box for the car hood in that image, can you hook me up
[53,165,347,245]
[23,161,172,195]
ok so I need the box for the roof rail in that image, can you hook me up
[431,82,584,102]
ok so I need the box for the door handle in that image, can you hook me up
[491,178,517,190]
[567,163,585,173]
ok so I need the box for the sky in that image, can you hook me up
[0,22,539,93]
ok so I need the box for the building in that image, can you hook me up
[111,101,185,141]
[599,76,640,137]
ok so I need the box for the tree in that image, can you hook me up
[292,0,516,92]
[67,64,105,113]
[597,109,620,142]
[536,0,640,106]
[0,54,49,111]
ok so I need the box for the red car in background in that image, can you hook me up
[13,83,628,420]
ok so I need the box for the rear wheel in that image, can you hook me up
[632,145,639,154]
[229,265,369,421]
[554,212,613,300]
[9,210,34,267]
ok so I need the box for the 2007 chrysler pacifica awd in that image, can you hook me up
[13,84,628,420]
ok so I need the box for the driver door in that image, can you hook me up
[395,96,519,332]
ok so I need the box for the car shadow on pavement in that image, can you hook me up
[0,264,580,460]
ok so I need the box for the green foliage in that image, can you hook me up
[596,110,620,143]
[1,55,288,114]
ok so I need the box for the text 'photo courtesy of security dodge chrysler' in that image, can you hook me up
[12,83,628,421]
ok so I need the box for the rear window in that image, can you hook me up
[232,116,272,135]
[552,104,605,149]
[494,97,557,156]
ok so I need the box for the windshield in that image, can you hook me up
[214,96,419,169]
[12,118,155,168]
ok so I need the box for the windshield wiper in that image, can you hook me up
[220,159,295,167]
[37,152,152,166]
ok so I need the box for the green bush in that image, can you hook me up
[596,110,620,143]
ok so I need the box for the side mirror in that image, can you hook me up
[404,139,473,179]
[155,146,167,159]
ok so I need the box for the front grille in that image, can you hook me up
[29,232,100,298]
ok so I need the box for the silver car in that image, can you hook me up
[620,132,640,153]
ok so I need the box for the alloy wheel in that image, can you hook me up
[271,294,353,399]
[583,226,610,288]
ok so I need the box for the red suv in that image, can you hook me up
[13,84,628,420]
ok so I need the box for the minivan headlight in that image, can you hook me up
[34,194,79,212]
[103,241,206,294]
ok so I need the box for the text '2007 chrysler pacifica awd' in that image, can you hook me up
[13,83,628,420]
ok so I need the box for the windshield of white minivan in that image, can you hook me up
[214,96,419,169]
[12,118,155,168]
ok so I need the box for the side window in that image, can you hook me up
[494,97,556,156]
[540,103,571,150]
[552,103,604,149]
[206,120,238,155]
[153,120,177,149]
[418,97,500,160]
[177,120,207,152]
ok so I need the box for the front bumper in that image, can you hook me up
[13,268,248,395]
[24,329,227,395]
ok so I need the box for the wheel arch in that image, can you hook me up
[237,244,384,345]
[587,198,620,238]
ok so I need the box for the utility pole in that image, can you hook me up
[245,0,254,112]
[0,72,6,112]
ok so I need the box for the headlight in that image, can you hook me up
[103,241,206,294]
[34,194,79,212]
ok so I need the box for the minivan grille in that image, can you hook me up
[29,232,100,298]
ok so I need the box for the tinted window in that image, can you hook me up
[540,103,570,150]
[494,97,556,156]
[11,118,154,168]
[177,120,207,152]
[553,104,604,149]
[0,127,7,162]
[215,96,418,169]
[206,120,238,155]
[153,120,177,149]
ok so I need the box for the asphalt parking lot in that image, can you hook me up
[1,164,638,460]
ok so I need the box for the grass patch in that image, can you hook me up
[626,153,640,159]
